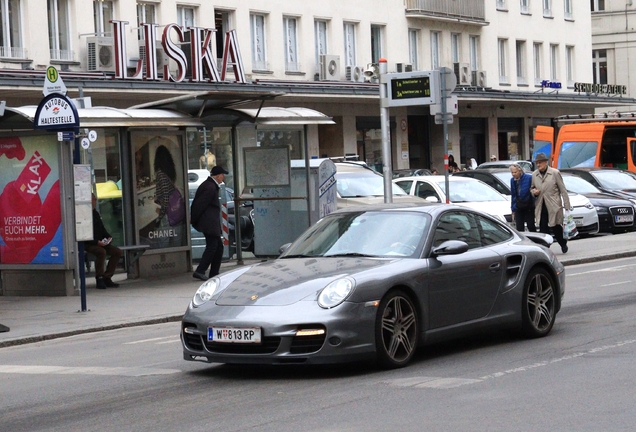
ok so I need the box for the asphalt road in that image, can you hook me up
[1,257,636,432]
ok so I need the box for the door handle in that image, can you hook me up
[489,262,501,272]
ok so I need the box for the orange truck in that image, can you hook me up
[533,114,636,173]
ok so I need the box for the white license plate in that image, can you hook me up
[208,327,261,343]
[574,219,583,226]
[615,215,634,223]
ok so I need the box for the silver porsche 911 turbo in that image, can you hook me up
[182,203,565,369]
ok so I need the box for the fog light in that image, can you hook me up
[329,337,341,346]
[296,329,325,336]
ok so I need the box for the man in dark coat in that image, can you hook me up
[190,165,228,281]
[84,193,122,289]
[510,163,536,232]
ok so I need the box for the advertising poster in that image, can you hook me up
[0,135,64,264]
[134,134,187,250]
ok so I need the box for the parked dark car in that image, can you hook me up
[182,203,565,369]
[560,168,636,203]
[477,160,534,172]
[452,168,513,196]
[561,173,636,233]
[393,168,432,178]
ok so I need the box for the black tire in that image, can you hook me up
[375,290,419,369]
[521,267,557,338]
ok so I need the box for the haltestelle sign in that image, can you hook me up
[111,20,246,84]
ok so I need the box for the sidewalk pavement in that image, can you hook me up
[2,232,636,348]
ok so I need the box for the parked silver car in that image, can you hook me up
[182,203,565,369]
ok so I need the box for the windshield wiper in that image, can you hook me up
[325,252,376,258]
[280,254,315,259]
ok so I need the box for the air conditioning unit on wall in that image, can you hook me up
[87,36,115,72]
[453,62,470,85]
[320,54,340,81]
[138,40,170,76]
[396,62,413,73]
[345,65,364,82]
[472,70,488,87]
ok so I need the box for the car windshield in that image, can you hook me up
[281,211,431,258]
[492,171,513,187]
[337,171,408,197]
[558,141,598,168]
[562,176,601,194]
[592,170,636,190]
[435,180,507,202]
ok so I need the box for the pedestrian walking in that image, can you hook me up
[190,165,229,281]
[509,163,536,232]
[84,193,123,288]
[531,153,571,253]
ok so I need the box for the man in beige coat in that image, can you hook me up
[531,152,571,253]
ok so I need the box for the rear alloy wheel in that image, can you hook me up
[521,268,556,338]
[375,290,418,369]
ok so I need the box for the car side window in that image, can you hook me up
[476,214,513,245]
[395,180,413,194]
[433,211,481,249]
[415,181,440,201]
[477,174,506,195]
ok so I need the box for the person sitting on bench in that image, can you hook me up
[85,193,122,289]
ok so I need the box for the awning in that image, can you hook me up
[0,106,203,130]
[200,106,335,127]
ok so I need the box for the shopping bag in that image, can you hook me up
[563,210,578,240]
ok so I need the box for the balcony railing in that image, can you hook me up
[405,0,487,25]
[50,49,75,61]
[0,46,27,59]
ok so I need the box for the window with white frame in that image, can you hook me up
[343,22,356,67]
[137,3,156,40]
[177,5,195,27]
[469,35,480,71]
[533,42,542,85]
[48,0,72,60]
[591,0,605,12]
[550,43,558,80]
[496,0,507,10]
[408,29,419,70]
[520,0,530,14]
[94,0,114,36]
[215,10,233,64]
[283,16,299,72]
[566,45,574,84]
[516,40,526,84]
[430,31,440,69]
[564,0,573,19]
[371,25,383,64]
[315,20,327,72]
[250,13,268,70]
[498,38,508,83]
[543,0,552,17]
[451,33,460,63]
[592,49,607,84]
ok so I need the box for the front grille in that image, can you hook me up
[609,206,635,226]
[290,334,326,354]
[204,336,281,354]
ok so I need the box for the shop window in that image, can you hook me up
[257,129,304,161]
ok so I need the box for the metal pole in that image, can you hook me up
[379,58,392,203]
[74,137,87,312]
[441,69,450,203]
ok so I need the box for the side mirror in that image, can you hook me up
[279,243,292,255]
[431,240,469,257]
[425,196,440,203]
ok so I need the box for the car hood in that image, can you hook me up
[215,257,391,306]
[581,192,633,207]
[454,200,511,220]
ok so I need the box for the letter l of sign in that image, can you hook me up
[111,20,130,79]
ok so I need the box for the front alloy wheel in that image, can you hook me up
[375,290,418,369]
[521,268,557,338]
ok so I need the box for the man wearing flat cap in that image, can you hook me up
[531,153,571,253]
[190,165,229,280]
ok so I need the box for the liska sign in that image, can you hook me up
[110,20,247,84]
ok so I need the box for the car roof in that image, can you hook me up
[394,175,481,182]
[335,161,379,173]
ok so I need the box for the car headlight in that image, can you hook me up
[584,203,594,210]
[192,277,221,307]
[318,277,355,309]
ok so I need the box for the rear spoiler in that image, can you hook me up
[523,232,553,248]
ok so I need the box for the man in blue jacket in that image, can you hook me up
[510,164,536,232]
[190,165,228,281]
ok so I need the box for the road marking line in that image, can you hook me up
[599,281,632,287]
[0,365,181,376]
[124,337,175,345]
[380,339,636,390]
[569,264,636,277]
[156,339,181,345]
